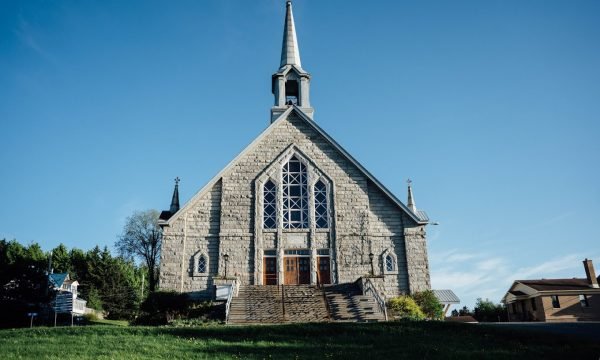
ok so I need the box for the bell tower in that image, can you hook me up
[271,1,314,122]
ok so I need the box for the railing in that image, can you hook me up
[224,280,238,324]
[362,278,388,321]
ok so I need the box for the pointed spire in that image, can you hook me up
[170,177,180,214]
[407,179,417,213]
[280,1,302,68]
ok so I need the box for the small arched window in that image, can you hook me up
[382,250,398,275]
[263,180,277,229]
[314,180,328,228]
[198,255,207,274]
[385,254,394,272]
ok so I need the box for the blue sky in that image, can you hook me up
[1,0,599,308]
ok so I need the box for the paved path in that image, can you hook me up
[483,322,600,341]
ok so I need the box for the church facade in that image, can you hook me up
[158,1,432,300]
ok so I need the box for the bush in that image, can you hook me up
[134,291,216,325]
[83,312,99,322]
[413,290,444,320]
[387,296,425,320]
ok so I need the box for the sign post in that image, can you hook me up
[27,313,37,328]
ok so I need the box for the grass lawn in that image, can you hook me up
[0,321,598,359]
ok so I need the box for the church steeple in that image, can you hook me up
[271,1,313,122]
[169,177,180,214]
[280,1,301,69]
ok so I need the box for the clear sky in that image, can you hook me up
[1,0,599,308]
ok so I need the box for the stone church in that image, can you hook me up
[158,1,432,302]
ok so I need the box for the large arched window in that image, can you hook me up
[263,180,277,229]
[314,180,328,228]
[282,156,308,228]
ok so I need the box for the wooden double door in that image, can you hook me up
[262,256,331,285]
[284,257,310,285]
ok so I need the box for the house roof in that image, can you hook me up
[508,290,527,296]
[433,289,460,304]
[162,106,429,226]
[517,278,594,291]
[48,273,68,288]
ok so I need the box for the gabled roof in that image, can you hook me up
[163,106,428,226]
[517,278,593,291]
[49,273,68,288]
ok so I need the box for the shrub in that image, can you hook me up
[387,296,425,320]
[413,290,444,320]
[134,291,216,325]
[83,312,99,322]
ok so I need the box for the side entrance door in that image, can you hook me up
[263,257,277,285]
[317,257,331,285]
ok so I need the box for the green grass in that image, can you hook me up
[0,322,598,359]
[89,318,129,326]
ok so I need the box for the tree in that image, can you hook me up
[473,298,507,322]
[458,305,473,316]
[115,210,162,292]
[413,290,444,320]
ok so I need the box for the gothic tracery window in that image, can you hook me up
[263,180,277,229]
[282,156,308,229]
[314,180,328,228]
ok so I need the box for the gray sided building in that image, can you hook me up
[158,1,432,301]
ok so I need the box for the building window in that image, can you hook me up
[381,250,398,275]
[282,156,308,229]
[314,180,329,228]
[580,294,590,308]
[193,252,209,276]
[197,255,207,274]
[263,180,277,229]
[551,295,560,308]
[385,255,394,272]
[530,298,537,311]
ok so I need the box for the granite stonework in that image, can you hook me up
[159,110,431,299]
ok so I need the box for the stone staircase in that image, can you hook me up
[228,285,284,324]
[227,283,385,324]
[324,283,386,322]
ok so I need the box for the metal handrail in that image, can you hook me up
[363,278,388,321]
[224,280,238,324]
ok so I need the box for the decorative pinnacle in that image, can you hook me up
[407,178,412,186]
[174,177,180,186]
